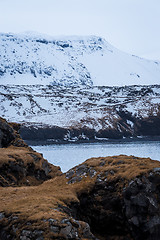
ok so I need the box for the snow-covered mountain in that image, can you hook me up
[0,32,160,86]
[1,84,160,141]
[0,32,160,140]
[0,84,159,128]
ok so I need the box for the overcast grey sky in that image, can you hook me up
[0,0,160,60]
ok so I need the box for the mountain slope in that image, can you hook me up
[0,32,160,86]
[1,84,160,140]
[0,32,160,139]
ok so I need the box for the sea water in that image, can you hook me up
[30,139,160,172]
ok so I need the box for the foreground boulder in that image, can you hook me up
[0,117,61,186]
[0,155,160,239]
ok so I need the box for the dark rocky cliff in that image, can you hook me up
[0,117,61,187]
[20,114,160,143]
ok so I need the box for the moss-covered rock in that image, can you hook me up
[0,155,160,239]
[0,117,61,187]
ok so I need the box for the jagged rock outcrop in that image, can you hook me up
[0,154,160,239]
[0,117,28,148]
[0,117,61,186]
[0,117,17,148]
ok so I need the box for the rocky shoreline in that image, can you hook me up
[20,114,160,143]
[0,117,160,240]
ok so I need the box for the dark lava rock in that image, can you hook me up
[68,156,160,240]
[0,117,16,147]
[123,176,160,240]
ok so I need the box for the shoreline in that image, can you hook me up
[25,135,160,146]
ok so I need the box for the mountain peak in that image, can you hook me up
[0,32,159,86]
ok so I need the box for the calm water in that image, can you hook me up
[30,140,160,172]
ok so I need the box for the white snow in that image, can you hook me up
[0,32,160,87]
[0,85,159,131]
[0,32,160,131]
[126,120,134,128]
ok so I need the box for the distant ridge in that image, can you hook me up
[0,32,160,86]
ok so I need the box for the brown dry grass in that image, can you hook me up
[0,146,38,166]
[0,154,160,223]
[0,174,74,221]
[0,145,61,187]
[84,155,160,180]
[0,145,59,169]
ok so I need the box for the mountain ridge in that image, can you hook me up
[0,32,160,86]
